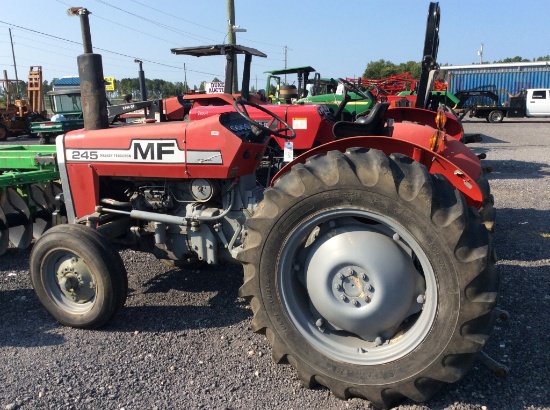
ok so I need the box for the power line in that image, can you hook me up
[124,0,287,50]
[94,0,286,53]
[8,29,222,76]
[51,1,288,69]
[92,14,183,47]
[93,0,218,44]
[128,0,226,35]
[0,19,222,77]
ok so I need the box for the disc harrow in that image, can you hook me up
[0,145,60,255]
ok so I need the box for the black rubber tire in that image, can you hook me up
[0,123,8,141]
[238,148,499,408]
[487,110,504,123]
[30,224,128,329]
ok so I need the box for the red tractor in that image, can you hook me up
[26,3,501,408]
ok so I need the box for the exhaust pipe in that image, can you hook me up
[69,7,109,130]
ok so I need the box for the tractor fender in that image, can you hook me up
[387,106,463,140]
[271,136,483,208]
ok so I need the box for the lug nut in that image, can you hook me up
[367,284,374,292]
[352,299,360,307]
[364,295,371,303]
[338,272,345,280]
[361,273,368,281]
[334,283,342,291]
[340,294,348,302]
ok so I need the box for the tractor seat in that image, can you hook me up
[332,102,391,138]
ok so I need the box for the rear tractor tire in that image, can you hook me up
[30,224,128,329]
[238,148,499,408]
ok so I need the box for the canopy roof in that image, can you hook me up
[171,44,266,58]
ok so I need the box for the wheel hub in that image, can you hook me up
[305,224,425,341]
[332,266,374,306]
[56,257,95,304]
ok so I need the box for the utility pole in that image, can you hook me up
[184,63,188,93]
[8,28,21,98]
[478,42,484,64]
[284,45,287,84]
[226,0,238,93]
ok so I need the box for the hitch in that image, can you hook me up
[478,350,510,379]
[463,133,482,144]
[478,306,511,378]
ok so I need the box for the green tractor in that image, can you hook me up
[265,66,374,121]
[30,88,85,144]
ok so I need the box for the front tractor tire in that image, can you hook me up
[30,224,128,329]
[238,148,499,408]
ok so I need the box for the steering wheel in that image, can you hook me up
[337,78,371,100]
[234,99,296,140]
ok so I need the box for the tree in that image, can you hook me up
[42,80,53,93]
[363,60,421,79]
[493,56,531,63]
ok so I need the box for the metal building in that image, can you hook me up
[52,77,80,91]
[442,61,550,104]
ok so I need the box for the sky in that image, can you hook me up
[1,0,549,92]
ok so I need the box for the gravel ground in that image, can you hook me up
[1,118,549,410]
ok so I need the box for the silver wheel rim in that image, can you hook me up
[42,249,97,314]
[277,207,438,365]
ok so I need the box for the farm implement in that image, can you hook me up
[0,3,509,408]
[0,144,60,254]
[1,66,47,141]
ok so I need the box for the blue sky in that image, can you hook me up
[1,0,549,91]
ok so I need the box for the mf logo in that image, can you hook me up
[132,140,180,162]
